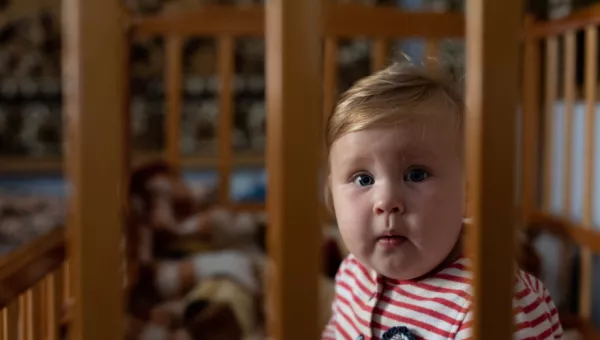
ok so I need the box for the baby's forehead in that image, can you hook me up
[331,120,461,163]
[362,115,458,144]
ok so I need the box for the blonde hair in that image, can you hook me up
[326,61,464,153]
[324,60,465,211]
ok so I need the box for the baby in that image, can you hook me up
[321,61,562,340]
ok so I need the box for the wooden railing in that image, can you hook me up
[522,3,600,334]
[0,227,68,340]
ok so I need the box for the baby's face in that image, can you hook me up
[329,114,464,280]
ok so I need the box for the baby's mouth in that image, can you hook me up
[375,233,407,248]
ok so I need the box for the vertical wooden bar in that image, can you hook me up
[165,36,183,171]
[40,280,48,340]
[563,31,575,214]
[543,37,559,211]
[61,0,127,338]
[371,39,388,71]
[265,0,322,339]
[5,302,17,340]
[580,25,597,320]
[521,16,540,221]
[558,31,576,302]
[0,309,4,340]
[18,295,26,340]
[218,36,235,205]
[464,0,521,338]
[45,273,61,340]
[25,287,42,340]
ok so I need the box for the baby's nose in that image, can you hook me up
[373,203,403,215]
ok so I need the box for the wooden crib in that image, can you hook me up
[521,3,600,338]
[0,0,598,339]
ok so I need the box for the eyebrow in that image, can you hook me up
[335,147,437,170]
[337,154,373,168]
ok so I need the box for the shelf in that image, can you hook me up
[0,151,265,174]
[0,156,63,174]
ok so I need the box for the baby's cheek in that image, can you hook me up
[336,208,371,251]
[419,208,462,254]
[410,202,453,240]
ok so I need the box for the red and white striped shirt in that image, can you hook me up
[322,254,563,340]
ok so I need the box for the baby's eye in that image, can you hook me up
[353,174,375,187]
[404,168,429,182]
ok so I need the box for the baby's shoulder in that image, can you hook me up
[513,268,559,313]
[511,269,563,338]
[455,268,562,339]
[515,269,544,293]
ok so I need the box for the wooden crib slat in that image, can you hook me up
[39,280,47,340]
[265,0,323,339]
[52,263,68,330]
[371,39,388,71]
[24,292,31,340]
[580,24,597,320]
[563,31,576,215]
[1,308,5,340]
[521,16,541,221]
[464,0,521,338]
[165,35,183,171]
[44,274,60,340]
[217,35,235,205]
[23,292,32,340]
[61,0,128,338]
[44,287,53,340]
[559,31,576,305]
[543,37,559,211]
[18,295,26,340]
[5,302,17,340]
[25,287,42,340]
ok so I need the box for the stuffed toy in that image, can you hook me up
[126,161,269,339]
[118,160,346,339]
[128,250,260,340]
[182,276,259,339]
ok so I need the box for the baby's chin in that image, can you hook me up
[372,262,430,281]
[362,251,439,281]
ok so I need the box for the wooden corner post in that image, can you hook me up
[465,0,522,339]
[62,0,128,339]
[265,0,323,339]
